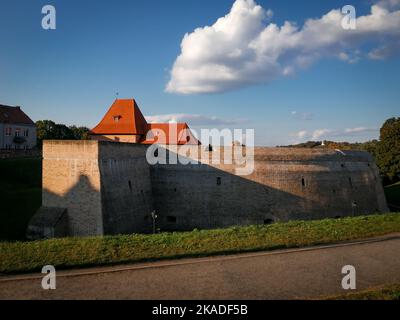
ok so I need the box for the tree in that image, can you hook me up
[36,120,58,147]
[36,120,91,148]
[69,126,90,140]
[376,117,400,184]
[359,139,379,158]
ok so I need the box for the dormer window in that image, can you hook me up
[113,115,121,122]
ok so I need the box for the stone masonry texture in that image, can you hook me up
[27,141,389,238]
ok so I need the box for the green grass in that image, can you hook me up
[0,213,399,275]
[326,284,400,300]
[0,157,399,275]
[385,182,400,209]
[0,158,42,241]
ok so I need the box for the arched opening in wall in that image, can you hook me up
[341,164,345,168]
[217,177,222,186]
[174,188,177,192]
[301,178,305,187]
[128,180,132,191]
[167,216,177,223]
[207,144,213,152]
[154,149,159,157]
[264,219,274,225]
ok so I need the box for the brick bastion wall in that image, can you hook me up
[27,140,389,239]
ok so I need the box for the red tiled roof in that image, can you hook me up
[0,105,35,125]
[91,99,200,145]
[141,123,200,145]
[91,99,148,135]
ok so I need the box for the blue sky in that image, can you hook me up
[0,0,399,146]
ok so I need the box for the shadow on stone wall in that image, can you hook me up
[27,144,388,239]
[152,163,308,232]
[151,148,387,232]
[27,175,101,239]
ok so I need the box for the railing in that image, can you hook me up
[0,149,41,159]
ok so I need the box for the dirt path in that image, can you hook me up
[1,234,400,299]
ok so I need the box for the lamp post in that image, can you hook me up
[151,211,158,234]
[351,201,358,217]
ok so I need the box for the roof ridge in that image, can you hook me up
[0,104,19,108]
[90,98,147,135]
[90,99,200,145]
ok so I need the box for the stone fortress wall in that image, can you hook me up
[28,141,154,238]
[27,140,389,239]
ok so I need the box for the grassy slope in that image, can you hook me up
[0,157,399,275]
[327,284,400,300]
[0,158,42,241]
[1,213,399,274]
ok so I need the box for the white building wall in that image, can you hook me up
[0,123,4,149]
[1,123,37,149]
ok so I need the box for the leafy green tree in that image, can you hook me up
[36,120,58,147]
[359,140,379,158]
[376,117,400,183]
[55,124,75,140]
[69,126,90,140]
[36,120,91,148]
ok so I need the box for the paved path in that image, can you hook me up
[1,234,400,300]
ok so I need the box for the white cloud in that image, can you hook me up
[311,129,333,140]
[291,111,314,120]
[294,127,378,141]
[377,0,400,10]
[166,0,400,94]
[337,51,361,64]
[296,130,308,139]
[344,127,378,134]
[368,42,400,59]
[145,113,246,126]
